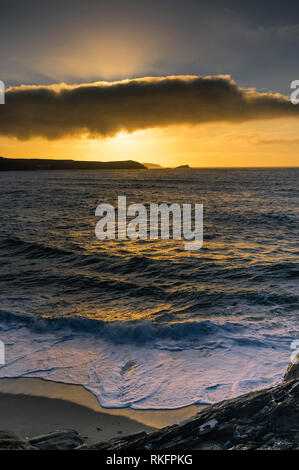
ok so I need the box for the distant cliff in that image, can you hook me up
[0,157,146,171]
[142,163,163,168]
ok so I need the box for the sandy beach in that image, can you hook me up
[0,378,203,445]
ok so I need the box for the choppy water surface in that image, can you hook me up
[0,168,298,408]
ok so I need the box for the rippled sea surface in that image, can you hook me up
[0,168,298,408]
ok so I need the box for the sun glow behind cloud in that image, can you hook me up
[1,74,299,167]
[1,117,299,167]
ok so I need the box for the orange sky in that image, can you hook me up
[1,2,299,167]
[1,117,298,167]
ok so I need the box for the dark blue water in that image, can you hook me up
[0,168,298,408]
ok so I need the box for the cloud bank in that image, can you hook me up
[1,75,298,140]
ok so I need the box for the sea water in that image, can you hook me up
[0,168,298,409]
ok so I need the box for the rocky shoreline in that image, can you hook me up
[1,362,298,450]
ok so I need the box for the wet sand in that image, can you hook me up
[0,378,204,445]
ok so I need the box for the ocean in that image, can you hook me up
[0,168,298,409]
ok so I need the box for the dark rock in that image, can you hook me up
[0,430,35,450]
[259,438,294,450]
[81,363,298,450]
[1,363,298,450]
[29,429,84,450]
[284,361,299,382]
[196,441,224,450]
[79,431,148,450]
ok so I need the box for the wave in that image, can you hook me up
[0,308,292,352]
[0,308,244,340]
[0,312,294,409]
[0,236,75,260]
[2,234,298,276]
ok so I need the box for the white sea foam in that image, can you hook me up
[0,318,295,409]
[0,169,298,409]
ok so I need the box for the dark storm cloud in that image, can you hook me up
[1,76,298,140]
[1,1,299,93]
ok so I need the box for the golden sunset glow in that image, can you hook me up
[1,117,299,167]
[1,1,299,444]
[1,74,299,167]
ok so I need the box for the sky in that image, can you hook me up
[0,0,299,166]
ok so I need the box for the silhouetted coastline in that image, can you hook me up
[0,156,146,171]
